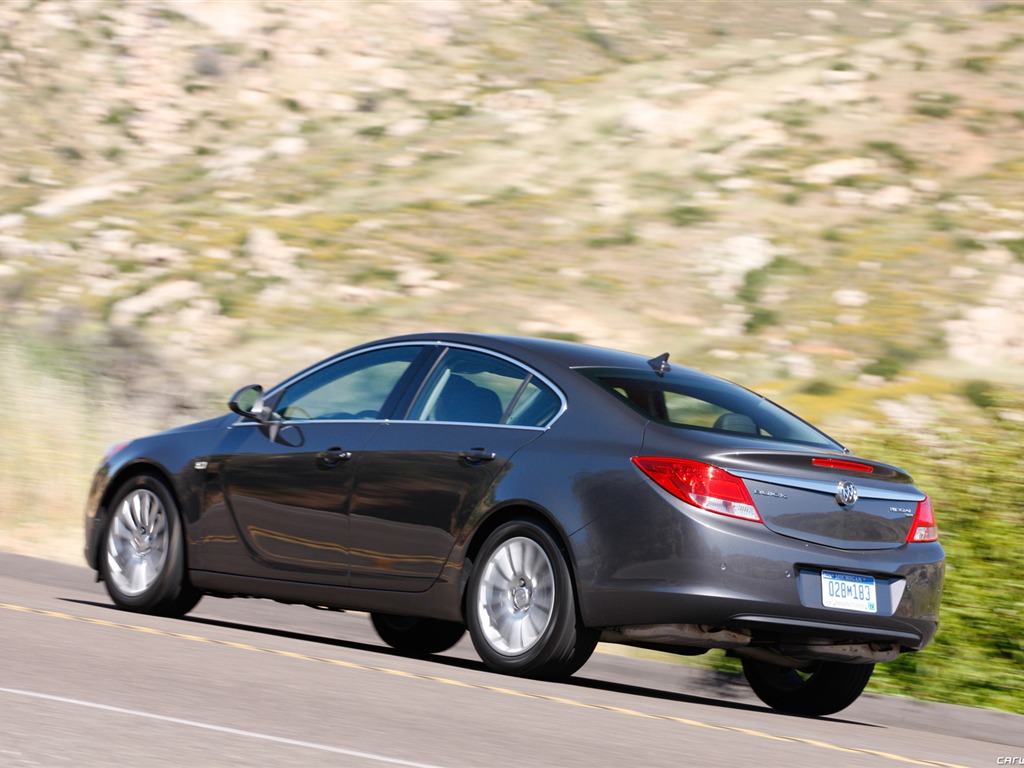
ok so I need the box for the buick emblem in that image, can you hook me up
[836,481,859,507]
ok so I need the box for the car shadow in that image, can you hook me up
[60,597,482,669]
[58,596,871,726]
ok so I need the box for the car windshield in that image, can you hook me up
[577,367,843,451]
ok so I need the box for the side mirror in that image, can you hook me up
[229,384,267,421]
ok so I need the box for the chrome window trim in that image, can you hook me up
[230,419,549,432]
[270,340,434,396]
[229,340,568,430]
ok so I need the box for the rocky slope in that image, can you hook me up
[1,0,1023,418]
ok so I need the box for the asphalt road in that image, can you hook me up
[1,552,1020,768]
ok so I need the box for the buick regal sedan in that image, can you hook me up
[84,333,944,715]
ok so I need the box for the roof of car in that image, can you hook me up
[368,332,657,370]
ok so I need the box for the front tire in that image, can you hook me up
[741,658,874,716]
[467,520,599,680]
[99,475,201,617]
[370,613,466,655]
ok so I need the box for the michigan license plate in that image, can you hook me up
[821,570,877,613]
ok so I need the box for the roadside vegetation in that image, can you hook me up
[857,398,1024,713]
[0,335,166,561]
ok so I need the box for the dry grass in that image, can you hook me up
[0,339,163,565]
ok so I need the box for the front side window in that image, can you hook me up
[274,345,423,421]
[408,348,560,427]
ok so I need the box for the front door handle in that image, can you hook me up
[319,446,352,468]
[460,447,497,464]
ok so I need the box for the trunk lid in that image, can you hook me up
[715,450,925,550]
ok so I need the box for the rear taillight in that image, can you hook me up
[906,496,938,542]
[632,457,762,522]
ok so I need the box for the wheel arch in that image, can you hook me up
[459,502,582,622]
[89,462,189,574]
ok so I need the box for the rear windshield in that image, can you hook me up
[578,367,843,451]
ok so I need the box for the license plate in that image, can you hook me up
[821,570,877,613]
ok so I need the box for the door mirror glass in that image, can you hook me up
[229,384,266,421]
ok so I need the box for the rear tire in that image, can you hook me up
[370,613,466,655]
[100,475,201,617]
[741,658,874,716]
[467,520,599,680]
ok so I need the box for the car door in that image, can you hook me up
[347,346,564,591]
[210,344,430,585]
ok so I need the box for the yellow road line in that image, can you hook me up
[0,602,969,768]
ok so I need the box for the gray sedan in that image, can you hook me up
[84,333,944,716]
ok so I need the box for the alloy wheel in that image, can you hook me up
[474,535,556,656]
[104,488,169,597]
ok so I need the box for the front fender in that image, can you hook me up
[83,415,230,572]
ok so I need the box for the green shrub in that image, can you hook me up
[961,56,995,73]
[57,145,84,161]
[954,235,985,251]
[964,380,997,409]
[986,2,1024,16]
[863,356,903,379]
[1004,239,1024,261]
[913,92,960,118]
[102,103,138,126]
[744,307,777,334]
[738,269,768,304]
[540,331,582,342]
[864,140,918,173]
[801,380,836,396]
[667,204,714,227]
[1000,34,1024,52]
[356,125,386,138]
[587,229,636,248]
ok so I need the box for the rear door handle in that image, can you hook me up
[460,448,497,464]
[318,446,352,468]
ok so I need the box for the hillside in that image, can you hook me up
[0,0,1022,712]
[2,0,1023,398]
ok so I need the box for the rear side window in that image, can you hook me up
[408,347,561,427]
[579,368,842,450]
[506,378,561,427]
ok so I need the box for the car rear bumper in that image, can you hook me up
[569,486,944,652]
[579,582,940,651]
